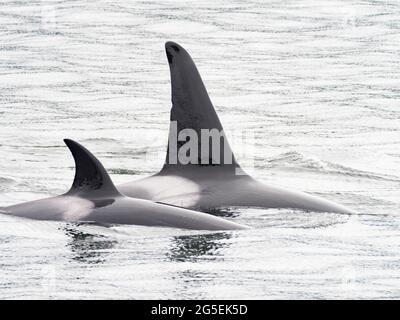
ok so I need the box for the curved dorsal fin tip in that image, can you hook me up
[64,139,120,196]
[165,41,180,49]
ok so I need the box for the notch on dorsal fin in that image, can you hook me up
[64,139,120,197]
[162,41,241,174]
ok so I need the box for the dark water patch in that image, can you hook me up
[200,207,240,218]
[167,232,232,262]
[62,224,117,264]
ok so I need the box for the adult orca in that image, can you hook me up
[118,41,355,214]
[0,139,247,230]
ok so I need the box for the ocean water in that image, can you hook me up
[0,0,399,299]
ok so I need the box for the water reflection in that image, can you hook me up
[201,207,240,218]
[62,223,117,264]
[167,232,232,262]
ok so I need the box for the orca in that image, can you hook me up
[0,139,247,230]
[118,41,355,215]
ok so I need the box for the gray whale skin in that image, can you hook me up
[118,41,355,215]
[0,139,247,230]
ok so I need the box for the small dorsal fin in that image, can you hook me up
[64,139,120,197]
[162,41,240,174]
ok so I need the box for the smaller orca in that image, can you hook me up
[0,139,247,230]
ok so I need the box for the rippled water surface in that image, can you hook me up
[0,0,399,299]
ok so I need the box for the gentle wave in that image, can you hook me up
[262,151,400,182]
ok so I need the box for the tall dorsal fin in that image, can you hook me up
[162,41,240,174]
[64,139,120,197]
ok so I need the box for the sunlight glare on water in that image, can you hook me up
[0,0,399,299]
